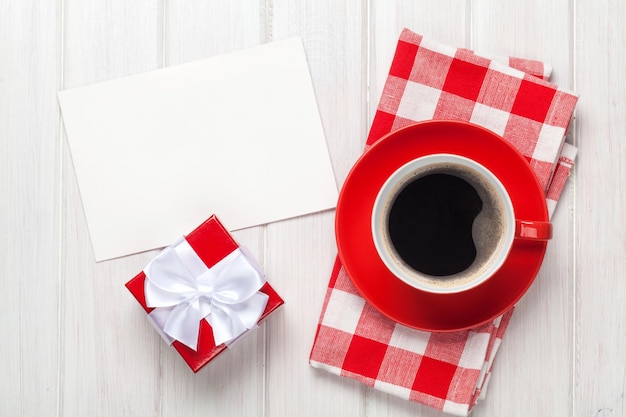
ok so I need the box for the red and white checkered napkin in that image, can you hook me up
[309,29,578,416]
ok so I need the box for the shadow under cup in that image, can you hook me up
[371,154,516,294]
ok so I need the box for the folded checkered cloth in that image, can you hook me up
[309,29,578,416]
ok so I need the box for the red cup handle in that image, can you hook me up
[515,220,552,240]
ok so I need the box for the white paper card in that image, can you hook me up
[58,38,338,261]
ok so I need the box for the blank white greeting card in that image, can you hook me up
[58,38,338,261]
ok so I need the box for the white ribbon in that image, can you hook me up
[143,238,269,351]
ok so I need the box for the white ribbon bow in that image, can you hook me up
[143,238,268,351]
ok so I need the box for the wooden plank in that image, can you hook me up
[469,2,576,416]
[0,0,61,415]
[470,0,573,86]
[164,0,264,65]
[271,0,369,185]
[59,0,162,415]
[265,1,367,416]
[574,0,626,415]
[365,2,469,416]
[160,2,266,416]
[369,0,469,123]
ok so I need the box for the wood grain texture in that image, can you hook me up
[366,3,469,416]
[470,2,575,416]
[266,1,367,416]
[575,0,626,416]
[1,0,624,415]
[162,3,266,416]
[0,0,61,416]
[369,0,469,123]
[60,0,162,415]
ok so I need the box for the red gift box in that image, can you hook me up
[126,215,284,372]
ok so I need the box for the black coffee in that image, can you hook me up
[388,173,483,276]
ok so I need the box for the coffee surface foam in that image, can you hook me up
[380,162,507,289]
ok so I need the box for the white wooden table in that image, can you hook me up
[2,1,624,416]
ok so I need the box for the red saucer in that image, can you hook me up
[335,121,549,332]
